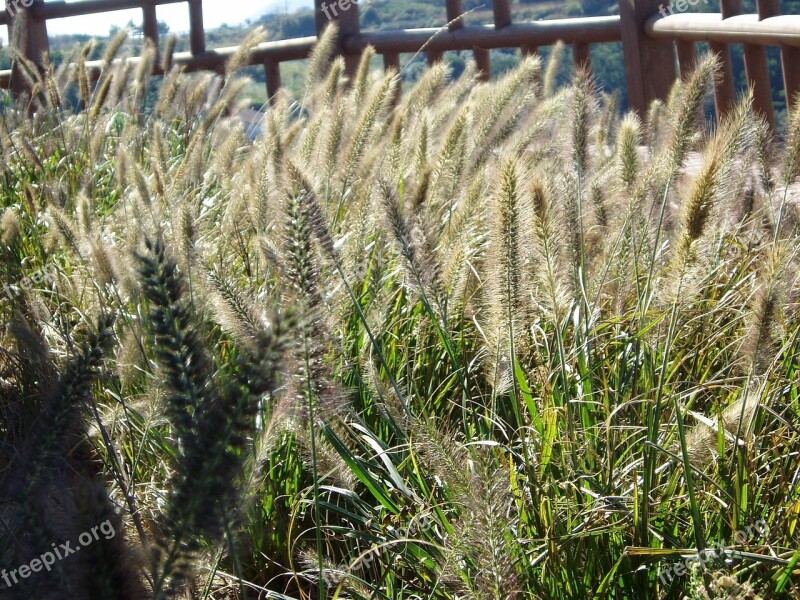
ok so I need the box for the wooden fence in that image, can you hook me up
[1,0,799,127]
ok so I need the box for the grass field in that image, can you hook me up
[1,26,799,599]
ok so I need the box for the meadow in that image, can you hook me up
[1,25,799,599]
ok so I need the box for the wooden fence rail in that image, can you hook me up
[0,0,799,125]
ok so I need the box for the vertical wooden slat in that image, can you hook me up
[708,41,736,118]
[521,45,541,89]
[9,0,50,98]
[720,0,743,19]
[474,46,491,81]
[142,1,159,53]
[758,0,800,112]
[383,52,401,72]
[493,0,512,29]
[315,0,361,77]
[521,44,539,59]
[743,43,775,129]
[676,40,697,80]
[26,0,49,66]
[446,0,465,31]
[427,50,444,66]
[573,41,591,71]
[782,47,800,111]
[710,0,742,120]
[383,52,402,105]
[756,0,779,18]
[188,0,206,55]
[619,0,676,115]
[264,60,281,104]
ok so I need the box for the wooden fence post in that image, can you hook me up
[676,39,697,79]
[315,0,361,77]
[619,0,675,115]
[710,0,741,121]
[382,51,401,105]
[573,41,591,71]
[446,0,490,80]
[758,0,800,112]
[739,0,776,129]
[142,0,159,61]
[188,0,206,56]
[9,0,49,98]
[474,46,491,81]
[493,0,512,30]
[264,59,281,104]
[446,0,465,31]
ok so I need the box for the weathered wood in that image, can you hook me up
[721,0,743,19]
[473,46,491,81]
[573,41,591,70]
[383,51,401,72]
[8,0,50,98]
[13,0,185,22]
[709,40,737,118]
[521,44,542,89]
[142,1,159,53]
[676,39,697,79]
[427,50,444,66]
[783,46,800,111]
[619,0,676,115]
[315,0,361,76]
[494,0,512,29]
[710,0,741,120]
[344,18,622,53]
[757,0,798,114]
[264,60,281,104]
[188,0,205,55]
[743,43,775,128]
[382,52,402,105]
[446,0,465,31]
[646,14,800,47]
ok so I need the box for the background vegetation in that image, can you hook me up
[3,0,798,114]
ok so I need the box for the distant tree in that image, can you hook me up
[446,52,466,79]
[361,5,382,28]
[278,14,315,38]
[580,0,611,16]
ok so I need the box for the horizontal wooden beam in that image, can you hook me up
[647,14,800,47]
[41,0,183,20]
[0,0,184,25]
[0,35,318,87]
[344,17,621,54]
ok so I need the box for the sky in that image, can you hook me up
[1,0,313,39]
